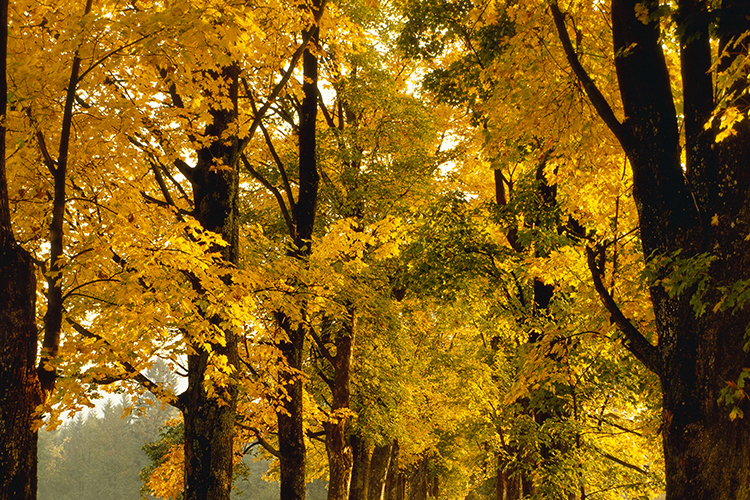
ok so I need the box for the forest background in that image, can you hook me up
[1,0,749,499]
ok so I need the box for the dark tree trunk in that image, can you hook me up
[368,442,393,500]
[551,1,750,498]
[612,2,750,499]
[495,457,522,500]
[276,3,323,499]
[278,320,308,500]
[349,434,370,500]
[0,242,38,500]
[180,63,242,500]
[407,457,428,500]
[493,160,572,496]
[324,322,354,500]
[0,0,39,495]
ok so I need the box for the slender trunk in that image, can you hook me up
[384,441,401,500]
[277,2,322,498]
[37,0,94,406]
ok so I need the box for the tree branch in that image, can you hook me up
[67,318,183,410]
[317,86,336,129]
[241,154,295,238]
[77,31,157,83]
[236,424,281,458]
[245,0,329,144]
[149,160,177,208]
[308,325,336,366]
[549,2,628,145]
[249,95,297,215]
[590,414,643,437]
[586,245,662,375]
[598,449,650,476]
[260,123,296,213]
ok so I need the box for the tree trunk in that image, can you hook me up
[182,359,238,500]
[611,2,750,499]
[0,0,39,495]
[368,442,393,500]
[349,434,370,500]
[407,457,428,500]
[0,241,39,500]
[496,456,522,500]
[276,3,322,499]
[180,63,242,500]
[278,321,308,500]
[384,441,401,500]
[324,326,354,500]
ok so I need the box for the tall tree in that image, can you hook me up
[543,1,750,498]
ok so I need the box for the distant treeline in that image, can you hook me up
[37,392,326,500]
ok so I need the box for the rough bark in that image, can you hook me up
[0,241,39,500]
[278,319,308,500]
[349,434,370,500]
[323,322,354,500]
[180,63,242,500]
[0,0,40,494]
[551,1,750,498]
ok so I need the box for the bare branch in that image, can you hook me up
[598,449,650,476]
[317,86,336,129]
[236,424,280,458]
[77,31,158,83]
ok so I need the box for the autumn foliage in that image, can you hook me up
[1,0,750,500]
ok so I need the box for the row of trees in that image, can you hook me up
[1,0,749,499]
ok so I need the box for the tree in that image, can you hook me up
[538,1,750,498]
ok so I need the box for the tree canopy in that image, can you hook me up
[1,0,749,499]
